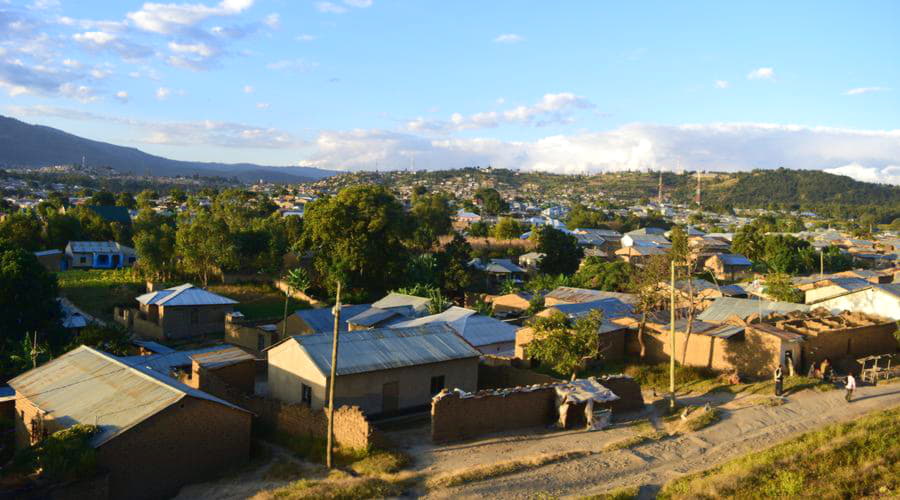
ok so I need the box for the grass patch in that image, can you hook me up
[427,450,592,489]
[349,450,410,476]
[658,407,900,499]
[208,282,310,320]
[56,269,144,322]
[264,459,306,481]
[581,485,640,500]
[603,422,669,451]
[682,407,721,432]
[255,474,407,499]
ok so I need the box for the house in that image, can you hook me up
[469,258,527,285]
[391,306,518,356]
[812,283,900,321]
[697,297,810,323]
[281,304,372,334]
[704,253,754,281]
[833,269,893,284]
[225,312,283,355]
[620,233,671,248]
[65,241,137,269]
[454,209,482,225]
[515,298,636,361]
[266,324,480,416]
[626,227,667,236]
[614,245,668,266]
[279,293,431,335]
[544,286,637,307]
[33,249,65,271]
[9,346,251,500]
[114,283,238,340]
[487,291,534,318]
[800,277,872,304]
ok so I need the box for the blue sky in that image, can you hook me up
[2,0,899,182]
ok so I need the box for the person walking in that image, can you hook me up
[845,373,856,402]
[774,366,784,396]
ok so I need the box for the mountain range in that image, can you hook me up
[0,115,337,183]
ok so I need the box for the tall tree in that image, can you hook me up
[0,212,43,251]
[115,192,137,210]
[44,214,84,249]
[409,192,452,250]
[525,309,604,380]
[133,209,177,281]
[764,272,803,303]
[436,233,474,299]
[493,217,524,240]
[573,258,632,292]
[300,185,412,299]
[175,209,235,286]
[537,226,583,275]
[628,254,671,358]
[474,187,507,216]
[0,245,59,342]
[87,190,116,206]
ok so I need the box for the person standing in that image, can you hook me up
[774,366,784,396]
[845,374,856,402]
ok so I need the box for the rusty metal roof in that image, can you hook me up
[8,346,248,447]
[191,346,256,369]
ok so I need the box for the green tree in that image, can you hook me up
[281,267,311,336]
[668,225,689,265]
[763,272,803,303]
[132,209,176,280]
[175,209,236,286]
[627,254,671,358]
[87,190,116,206]
[136,190,158,209]
[474,187,507,216]
[467,221,491,237]
[536,226,583,275]
[493,217,523,240]
[436,233,474,299]
[115,192,137,209]
[0,212,44,251]
[0,245,59,341]
[300,185,412,299]
[409,193,453,250]
[566,204,608,229]
[68,324,131,356]
[525,309,604,380]
[169,188,188,204]
[573,258,632,292]
[43,214,84,249]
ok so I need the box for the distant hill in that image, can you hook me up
[0,115,337,183]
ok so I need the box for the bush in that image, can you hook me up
[12,424,99,483]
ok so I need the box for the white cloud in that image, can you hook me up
[266,58,317,71]
[58,83,97,102]
[168,41,215,57]
[747,67,775,80]
[243,84,254,93]
[115,90,129,102]
[844,86,890,96]
[316,2,347,14]
[493,33,524,44]
[29,0,60,10]
[824,163,900,185]
[408,92,595,132]
[715,80,729,89]
[72,31,117,45]
[302,122,900,184]
[127,0,254,34]
[344,0,373,7]
[296,34,316,41]
[155,86,171,100]
[263,13,280,29]
[62,58,82,68]
[90,68,112,79]
[256,102,269,109]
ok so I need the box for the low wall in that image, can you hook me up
[477,362,561,390]
[431,375,643,443]
[273,280,327,308]
[197,369,374,451]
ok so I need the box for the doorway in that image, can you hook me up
[382,382,399,413]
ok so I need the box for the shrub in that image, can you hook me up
[12,424,99,483]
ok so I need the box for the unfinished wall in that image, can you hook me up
[477,362,560,390]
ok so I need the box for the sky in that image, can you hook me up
[1,0,899,183]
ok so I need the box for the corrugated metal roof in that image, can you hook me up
[371,293,431,312]
[697,297,810,322]
[390,306,517,348]
[9,346,247,447]
[704,324,745,339]
[191,347,255,368]
[34,249,63,256]
[136,283,238,307]
[483,259,526,274]
[67,241,135,255]
[626,227,667,235]
[716,254,753,266]
[132,340,175,354]
[286,324,481,376]
[118,344,236,374]
[295,304,371,333]
[549,298,635,320]
[345,307,405,327]
[546,286,638,305]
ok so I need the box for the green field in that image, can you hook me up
[659,407,900,499]
[56,269,144,322]
[207,282,311,320]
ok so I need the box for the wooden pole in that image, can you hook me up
[325,282,342,469]
[669,261,677,409]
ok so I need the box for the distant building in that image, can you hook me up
[391,306,518,356]
[33,249,65,271]
[65,241,136,269]
[704,253,754,281]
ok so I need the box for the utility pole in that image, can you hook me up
[657,170,663,206]
[695,170,701,208]
[820,248,824,276]
[325,282,342,469]
[669,261,677,409]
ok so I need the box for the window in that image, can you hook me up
[430,375,445,395]
[257,333,266,352]
[80,256,87,264]
[301,384,312,405]
[97,254,109,265]
[190,308,199,325]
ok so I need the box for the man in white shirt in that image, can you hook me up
[845,374,857,402]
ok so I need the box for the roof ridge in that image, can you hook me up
[87,346,186,399]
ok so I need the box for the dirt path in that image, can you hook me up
[396,382,900,499]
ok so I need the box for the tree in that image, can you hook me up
[0,212,44,251]
[281,267,311,336]
[822,245,853,273]
[175,209,235,286]
[525,309,604,380]
[436,233,474,299]
[136,190,158,209]
[474,187,507,216]
[628,254,671,358]
[132,209,176,280]
[115,192,136,210]
[764,272,803,303]
[493,217,523,240]
[536,226,583,275]
[565,204,608,229]
[44,214,84,249]
[573,258,632,291]
[169,188,188,204]
[87,190,116,206]
[0,245,59,342]
[68,324,130,356]
[467,221,491,237]
[526,273,571,294]
[409,193,452,250]
[300,185,412,299]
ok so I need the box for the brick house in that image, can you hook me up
[8,346,252,500]
[115,283,238,340]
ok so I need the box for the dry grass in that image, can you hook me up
[581,485,640,500]
[426,450,592,490]
[253,473,407,500]
[659,407,900,499]
[603,422,669,451]
[263,459,306,481]
[682,407,721,432]
[348,450,410,476]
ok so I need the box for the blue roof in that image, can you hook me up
[295,304,371,333]
[550,298,635,319]
[345,307,405,327]
[717,254,753,266]
[391,306,517,348]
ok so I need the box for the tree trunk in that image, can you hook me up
[637,311,647,358]
[680,270,696,365]
[282,291,290,337]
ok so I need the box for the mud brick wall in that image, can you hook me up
[595,376,645,413]
[431,386,559,443]
[477,363,561,389]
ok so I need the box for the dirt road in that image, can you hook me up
[397,382,900,498]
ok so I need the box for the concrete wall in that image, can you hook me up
[816,288,900,321]
[97,397,251,500]
[225,318,280,356]
[800,323,899,371]
[267,341,328,406]
[140,304,233,339]
[193,359,256,395]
